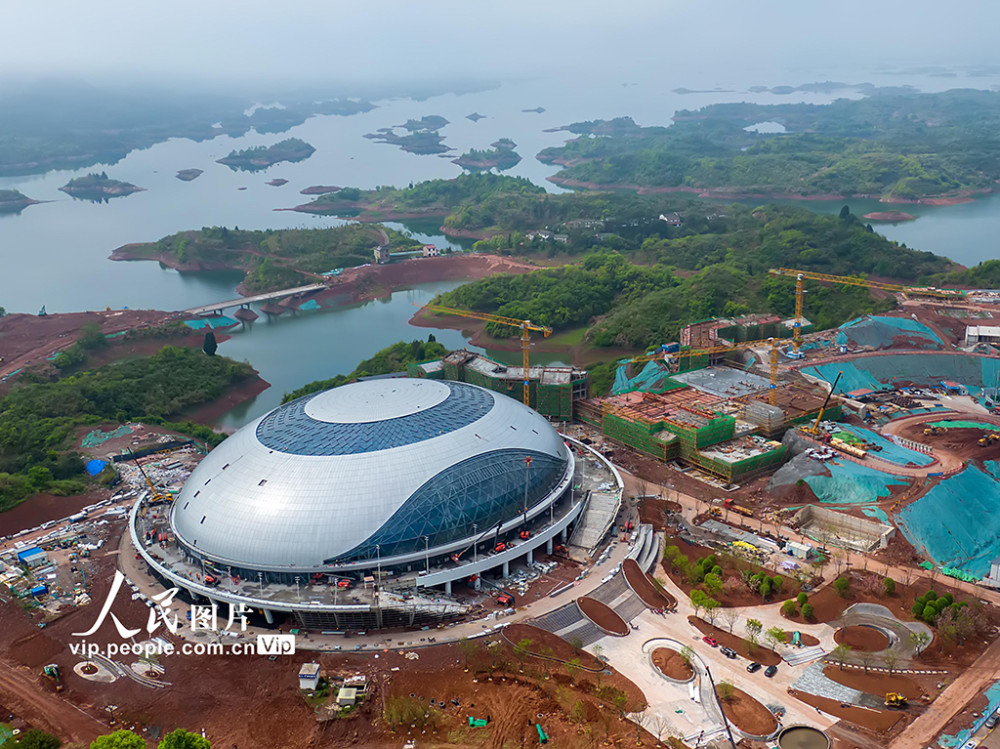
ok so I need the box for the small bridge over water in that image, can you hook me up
[182,283,327,316]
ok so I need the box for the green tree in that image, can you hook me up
[882,577,896,596]
[565,657,581,686]
[1,730,61,749]
[716,680,736,702]
[680,645,694,665]
[796,592,808,606]
[833,577,851,597]
[801,602,815,620]
[766,626,786,651]
[158,731,211,749]
[781,599,797,617]
[458,637,479,671]
[830,644,851,670]
[745,618,762,651]
[90,732,146,749]
[202,331,218,357]
[839,205,851,220]
[703,572,723,596]
[514,637,533,672]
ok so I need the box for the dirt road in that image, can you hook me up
[0,660,106,743]
[890,634,1000,748]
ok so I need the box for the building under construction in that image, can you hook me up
[577,360,838,482]
[408,349,590,420]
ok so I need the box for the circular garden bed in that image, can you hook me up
[651,647,694,681]
[834,625,889,652]
[721,686,779,737]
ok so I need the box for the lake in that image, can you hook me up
[2,69,999,427]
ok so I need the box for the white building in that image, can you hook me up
[964,325,1000,346]
[421,245,440,257]
[299,662,321,691]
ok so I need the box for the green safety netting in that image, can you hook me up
[896,466,1000,578]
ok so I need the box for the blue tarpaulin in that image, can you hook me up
[85,459,108,476]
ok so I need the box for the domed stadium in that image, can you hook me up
[131,378,595,628]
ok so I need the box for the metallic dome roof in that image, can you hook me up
[170,379,570,571]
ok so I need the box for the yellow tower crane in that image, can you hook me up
[770,267,967,356]
[627,337,781,405]
[423,304,553,407]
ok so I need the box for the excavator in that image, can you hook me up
[978,432,1000,447]
[43,664,63,692]
[923,426,944,436]
[885,692,908,709]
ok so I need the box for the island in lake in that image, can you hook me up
[364,115,451,155]
[466,112,486,122]
[216,137,315,172]
[266,178,289,187]
[538,89,1000,203]
[522,107,546,113]
[864,211,916,222]
[0,189,40,214]
[176,168,203,181]
[59,172,143,202]
[300,185,341,195]
[452,138,521,171]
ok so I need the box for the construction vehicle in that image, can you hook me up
[478,575,517,607]
[923,426,944,436]
[204,575,220,587]
[468,717,489,728]
[708,507,723,518]
[42,664,63,692]
[127,448,169,505]
[627,337,783,405]
[451,522,504,564]
[805,371,843,436]
[885,692,908,709]
[423,304,552,406]
[724,498,754,517]
[978,432,1000,446]
[535,723,549,744]
[831,437,868,459]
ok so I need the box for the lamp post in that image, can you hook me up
[424,536,430,573]
[294,576,301,600]
[473,524,478,562]
[257,571,263,593]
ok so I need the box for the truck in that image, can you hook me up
[885,692,907,709]
[723,498,754,518]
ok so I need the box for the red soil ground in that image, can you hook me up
[662,534,801,608]
[687,617,781,666]
[502,624,602,670]
[783,630,820,647]
[622,558,676,610]
[822,665,925,701]
[791,690,905,734]
[637,498,682,530]
[651,648,693,681]
[835,625,890,652]
[577,597,630,636]
[0,309,178,383]
[720,687,778,737]
[0,524,655,749]
[896,424,1000,461]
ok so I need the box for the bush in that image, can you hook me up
[832,577,851,597]
[882,577,896,596]
[781,599,798,617]
[801,603,815,620]
[796,592,808,606]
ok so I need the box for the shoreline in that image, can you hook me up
[545,175,989,205]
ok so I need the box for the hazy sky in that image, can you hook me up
[2,1,998,87]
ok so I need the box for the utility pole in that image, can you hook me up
[704,665,737,749]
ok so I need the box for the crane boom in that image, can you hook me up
[423,304,553,407]
[769,268,966,299]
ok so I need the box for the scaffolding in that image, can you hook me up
[602,412,679,462]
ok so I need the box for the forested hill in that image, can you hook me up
[538,89,1000,201]
[432,205,955,349]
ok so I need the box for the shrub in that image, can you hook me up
[882,577,896,596]
[796,592,808,606]
[832,577,850,597]
[781,599,798,617]
[801,603,815,620]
